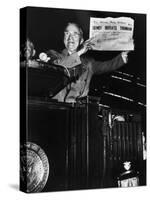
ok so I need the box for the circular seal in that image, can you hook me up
[20,142,49,193]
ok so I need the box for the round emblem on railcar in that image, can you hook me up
[20,142,49,192]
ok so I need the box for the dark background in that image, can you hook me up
[21,6,146,111]
[24,6,146,81]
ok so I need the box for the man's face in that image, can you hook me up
[64,24,82,54]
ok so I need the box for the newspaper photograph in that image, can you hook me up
[89,17,134,51]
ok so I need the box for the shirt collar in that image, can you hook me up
[62,48,76,56]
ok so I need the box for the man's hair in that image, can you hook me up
[64,22,84,40]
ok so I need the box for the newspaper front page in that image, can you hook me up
[89,17,134,51]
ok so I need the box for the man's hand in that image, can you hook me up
[121,51,131,63]
[77,39,92,56]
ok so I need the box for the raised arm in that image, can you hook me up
[53,40,92,68]
[91,52,128,75]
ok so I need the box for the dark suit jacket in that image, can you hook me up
[52,49,125,102]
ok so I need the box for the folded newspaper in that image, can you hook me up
[89,17,134,51]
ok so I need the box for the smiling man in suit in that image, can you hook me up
[46,22,129,103]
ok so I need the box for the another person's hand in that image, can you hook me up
[27,60,40,68]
